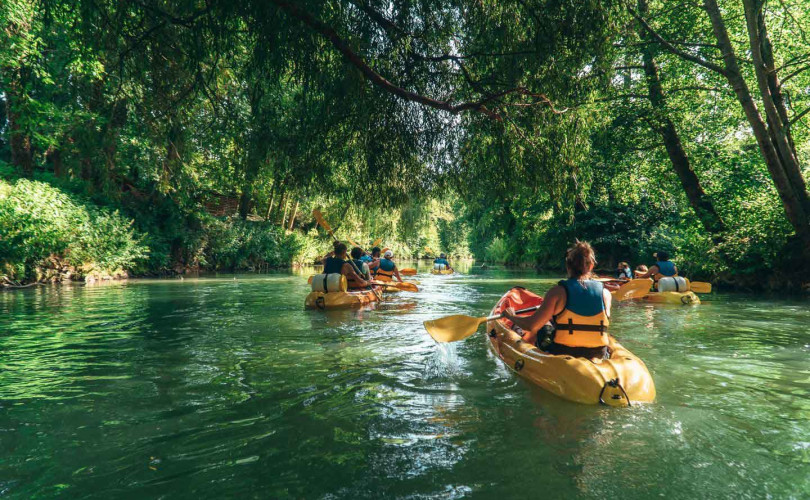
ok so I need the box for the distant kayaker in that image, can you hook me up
[615,261,632,280]
[433,253,454,272]
[634,264,648,277]
[350,247,371,282]
[322,242,371,290]
[636,252,677,280]
[368,247,382,263]
[359,249,374,264]
[502,240,612,360]
[370,250,404,282]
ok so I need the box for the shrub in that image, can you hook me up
[0,178,148,281]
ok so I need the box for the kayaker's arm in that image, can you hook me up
[503,286,565,344]
[393,266,403,283]
[636,265,659,279]
[603,288,612,318]
[342,262,370,287]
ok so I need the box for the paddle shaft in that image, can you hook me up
[485,305,539,322]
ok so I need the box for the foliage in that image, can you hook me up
[1,0,809,288]
[0,176,148,280]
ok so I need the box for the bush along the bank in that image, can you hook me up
[0,177,327,284]
[0,177,149,284]
[201,218,321,271]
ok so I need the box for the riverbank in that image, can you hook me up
[0,176,464,286]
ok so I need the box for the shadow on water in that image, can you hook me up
[1,269,809,497]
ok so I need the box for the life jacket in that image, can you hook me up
[434,258,448,266]
[552,278,610,348]
[374,258,396,279]
[360,255,373,263]
[346,258,369,290]
[616,267,632,279]
[323,256,346,275]
[654,260,677,279]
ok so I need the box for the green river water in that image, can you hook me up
[2,263,810,498]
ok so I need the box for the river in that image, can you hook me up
[2,263,809,498]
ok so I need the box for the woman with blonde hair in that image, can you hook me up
[503,240,612,359]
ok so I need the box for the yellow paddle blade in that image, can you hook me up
[307,275,314,284]
[312,209,335,238]
[382,247,390,253]
[424,314,487,343]
[394,282,419,292]
[690,281,712,293]
[370,280,419,292]
[611,278,653,301]
[372,238,382,247]
[347,237,361,248]
[400,268,417,275]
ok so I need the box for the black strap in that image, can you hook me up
[322,274,329,292]
[561,322,608,333]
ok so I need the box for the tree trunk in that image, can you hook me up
[745,0,810,216]
[288,199,299,230]
[704,0,810,249]
[638,0,726,241]
[46,147,63,177]
[280,195,289,227]
[266,183,277,220]
[6,82,34,177]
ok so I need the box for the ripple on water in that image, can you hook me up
[1,272,810,498]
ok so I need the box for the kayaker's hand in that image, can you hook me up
[503,306,516,321]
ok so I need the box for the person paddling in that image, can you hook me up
[350,247,371,285]
[433,253,454,272]
[615,261,632,280]
[359,248,374,264]
[322,242,371,290]
[370,250,404,283]
[502,240,612,360]
[635,251,677,281]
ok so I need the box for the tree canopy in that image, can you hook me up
[2,0,810,287]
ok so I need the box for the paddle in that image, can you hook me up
[370,280,419,293]
[610,278,653,301]
[313,209,337,240]
[690,281,712,293]
[424,305,540,343]
[347,237,361,248]
[372,238,382,247]
[400,268,417,275]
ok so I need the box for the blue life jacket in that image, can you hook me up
[560,278,606,316]
[360,255,373,263]
[656,260,677,277]
[375,258,396,278]
[323,257,345,275]
[434,258,449,266]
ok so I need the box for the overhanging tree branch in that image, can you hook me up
[269,0,558,120]
[627,5,728,76]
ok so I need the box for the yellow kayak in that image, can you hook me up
[305,289,380,309]
[644,291,700,305]
[430,269,454,275]
[486,287,656,407]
